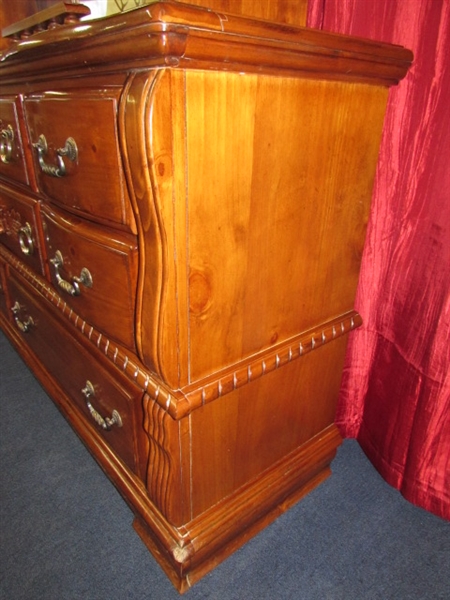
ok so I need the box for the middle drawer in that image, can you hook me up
[42,204,139,351]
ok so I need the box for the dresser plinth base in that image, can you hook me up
[1,310,340,594]
[133,425,341,593]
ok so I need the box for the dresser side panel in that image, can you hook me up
[183,70,388,383]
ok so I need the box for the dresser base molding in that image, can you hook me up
[1,295,340,588]
[134,426,341,593]
[2,309,340,594]
[132,468,331,593]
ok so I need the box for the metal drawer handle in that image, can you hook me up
[49,250,93,297]
[33,134,77,177]
[0,125,14,164]
[11,300,34,333]
[81,381,123,431]
[18,222,34,255]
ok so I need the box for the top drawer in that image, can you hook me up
[0,97,32,188]
[24,89,136,233]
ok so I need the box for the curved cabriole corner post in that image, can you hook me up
[119,70,166,379]
[120,69,188,390]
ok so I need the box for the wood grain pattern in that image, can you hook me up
[0,97,31,187]
[0,244,362,419]
[41,204,139,351]
[0,2,412,86]
[24,89,136,233]
[0,2,413,592]
[181,0,308,27]
[188,341,349,517]
[128,68,387,389]
[184,71,387,383]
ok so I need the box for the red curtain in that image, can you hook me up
[307,0,450,520]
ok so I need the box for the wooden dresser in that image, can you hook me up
[0,1,412,592]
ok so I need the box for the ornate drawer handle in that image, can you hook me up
[81,381,123,431]
[0,125,14,164]
[49,250,93,296]
[18,222,34,255]
[11,300,34,333]
[33,134,77,177]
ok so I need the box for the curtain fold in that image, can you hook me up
[307,0,450,520]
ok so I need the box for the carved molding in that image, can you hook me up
[183,311,362,409]
[143,394,179,519]
[0,205,22,237]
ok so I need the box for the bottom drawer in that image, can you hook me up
[0,258,9,319]
[8,274,145,474]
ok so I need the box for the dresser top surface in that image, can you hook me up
[0,1,412,86]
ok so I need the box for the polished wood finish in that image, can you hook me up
[0,97,33,187]
[178,0,308,26]
[24,89,136,232]
[0,2,412,592]
[0,1,87,51]
[0,256,8,315]
[0,185,45,275]
[1,2,90,40]
[41,204,139,350]
[0,1,39,49]
[0,1,308,37]
[8,272,145,473]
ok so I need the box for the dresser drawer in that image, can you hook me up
[0,258,9,320]
[42,204,138,351]
[8,274,144,473]
[0,97,31,188]
[0,185,46,276]
[24,89,136,233]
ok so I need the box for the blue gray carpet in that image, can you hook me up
[1,331,449,600]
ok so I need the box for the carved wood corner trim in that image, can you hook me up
[182,311,362,412]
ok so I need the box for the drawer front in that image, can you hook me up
[8,274,143,473]
[24,89,136,233]
[42,204,138,351]
[0,258,9,319]
[0,97,30,187]
[0,185,46,275]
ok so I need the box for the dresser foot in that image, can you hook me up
[133,426,341,593]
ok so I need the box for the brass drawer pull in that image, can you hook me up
[49,250,93,296]
[18,222,34,255]
[81,381,123,431]
[33,133,77,177]
[11,300,34,333]
[0,125,14,164]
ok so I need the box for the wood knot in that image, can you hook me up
[189,270,212,315]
